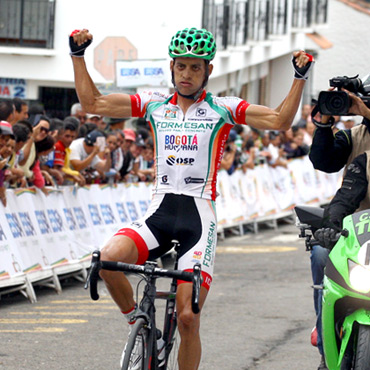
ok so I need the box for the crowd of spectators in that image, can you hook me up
[0,97,357,207]
[0,98,154,206]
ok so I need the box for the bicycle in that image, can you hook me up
[85,240,202,370]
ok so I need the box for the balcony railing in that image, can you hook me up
[0,0,56,48]
[202,0,328,50]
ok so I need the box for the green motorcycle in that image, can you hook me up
[295,205,370,370]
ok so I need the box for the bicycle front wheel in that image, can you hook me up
[121,318,150,370]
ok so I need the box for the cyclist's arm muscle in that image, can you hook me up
[244,79,306,131]
[72,57,132,118]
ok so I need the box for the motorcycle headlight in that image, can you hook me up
[348,259,370,293]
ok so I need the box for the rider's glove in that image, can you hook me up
[314,228,339,250]
[69,29,92,57]
[292,52,314,80]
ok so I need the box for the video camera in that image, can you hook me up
[317,74,370,115]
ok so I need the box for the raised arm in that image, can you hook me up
[70,29,132,118]
[245,51,314,131]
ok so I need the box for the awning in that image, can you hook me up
[306,32,333,49]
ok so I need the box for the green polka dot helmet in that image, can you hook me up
[168,27,216,61]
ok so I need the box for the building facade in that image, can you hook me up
[0,0,329,119]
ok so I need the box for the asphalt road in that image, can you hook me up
[0,220,320,370]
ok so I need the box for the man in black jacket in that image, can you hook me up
[309,87,370,369]
[309,91,370,173]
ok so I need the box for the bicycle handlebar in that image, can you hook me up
[84,250,203,313]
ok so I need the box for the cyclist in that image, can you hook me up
[70,27,313,369]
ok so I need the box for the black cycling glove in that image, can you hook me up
[314,228,339,250]
[292,52,314,80]
[69,29,92,57]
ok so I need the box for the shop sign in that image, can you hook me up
[0,78,27,99]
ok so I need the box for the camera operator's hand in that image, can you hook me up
[346,89,370,120]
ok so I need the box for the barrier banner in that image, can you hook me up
[216,156,342,229]
[0,159,342,290]
[0,183,153,283]
[269,165,295,212]
[254,164,279,216]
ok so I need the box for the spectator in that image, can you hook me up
[0,121,15,206]
[240,137,257,173]
[32,135,56,191]
[1,136,19,188]
[86,113,101,125]
[28,102,45,126]
[10,98,29,125]
[70,102,87,125]
[52,121,85,186]
[267,131,287,168]
[103,131,121,183]
[341,116,356,130]
[119,128,136,179]
[220,129,240,174]
[0,99,15,123]
[295,103,312,128]
[86,114,107,131]
[69,129,111,183]
[124,134,147,182]
[18,115,51,181]
[113,129,126,180]
[77,122,97,138]
[104,117,127,133]
[257,131,273,164]
[8,122,30,188]
[250,127,263,150]
[280,129,295,158]
[136,127,151,143]
[303,119,315,146]
[49,118,64,139]
[232,124,245,151]
[132,137,154,182]
[286,126,309,159]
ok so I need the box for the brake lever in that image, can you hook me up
[84,250,101,301]
[191,263,202,314]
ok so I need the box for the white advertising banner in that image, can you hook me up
[116,59,169,87]
[0,158,341,290]
[0,183,153,283]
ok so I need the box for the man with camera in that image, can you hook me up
[309,74,370,173]
[308,75,370,370]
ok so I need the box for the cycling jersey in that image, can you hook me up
[130,90,249,200]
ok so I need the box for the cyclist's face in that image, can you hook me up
[171,57,212,95]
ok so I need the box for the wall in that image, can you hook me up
[312,0,370,98]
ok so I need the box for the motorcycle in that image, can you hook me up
[295,205,370,370]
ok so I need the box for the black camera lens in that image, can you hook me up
[318,91,351,115]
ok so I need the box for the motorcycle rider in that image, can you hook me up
[308,93,370,370]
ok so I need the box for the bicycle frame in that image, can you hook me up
[85,244,202,370]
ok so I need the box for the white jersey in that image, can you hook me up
[130,91,250,200]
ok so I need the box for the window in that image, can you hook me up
[0,0,56,48]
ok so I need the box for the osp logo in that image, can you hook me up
[166,155,195,166]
